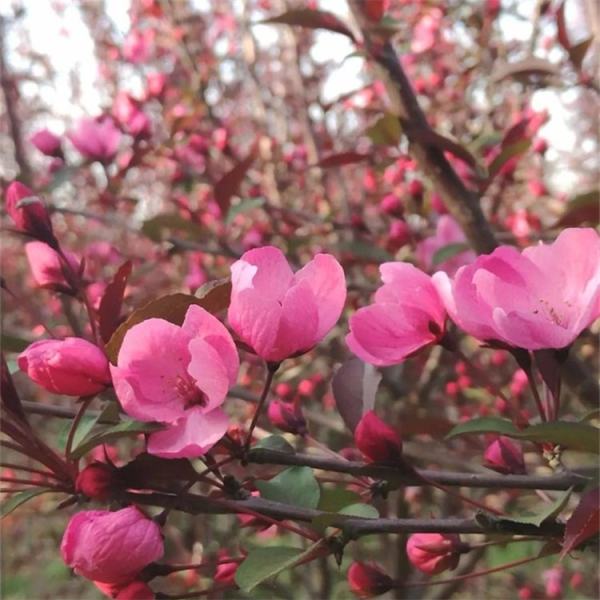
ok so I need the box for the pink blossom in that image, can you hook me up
[411,9,443,53]
[347,562,394,598]
[227,247,346,363]
[122,29,154,64]
[483,436,526,475]
[30,128,62,157]
[433,228,600,350]
[61,507,163,585]
[18,337,111,396]
[25,241,78,290]
[347,262,446,366]
[354,411,402,464]
[110,305,239,458]
[68,117,121,163]
[406,533,463,575]
[112,93,151,138]
[416,215,475,276]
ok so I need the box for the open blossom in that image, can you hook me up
[433,228,600,350]
[406,533,463,575]
[25,241,78,290]
[228,246,346,363]
[68,117,121,163]
[18,337,111,396]
[347,262,446,366]
[110,305,239,458]
[415,215,475,276]
[61,507,163,585]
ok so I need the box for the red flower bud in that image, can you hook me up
[115,581,155,599]
[354,411,402,464]
[483,436,526,475]
[267,400,307,435]
[347,562,394,598]
[5,181,57,248]
[406,533,463,575]
[76,462,119,501]
[361,0,390,22]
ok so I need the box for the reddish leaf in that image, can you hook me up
[214,153,255,216]
[317,152,369,168]
[119,452,198,487]
[501,118,531,147]
[1,353,28,425]
[561,487,600,558]
[98,261,132,343]
[554,190,600,228]
[421,129,483,173]
[568,37,593,71]
[262,9,356,41]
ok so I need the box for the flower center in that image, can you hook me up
[175,375,208,409]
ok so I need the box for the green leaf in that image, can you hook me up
[141,214,205,242]
[69,420,164,460]
[339,503,379,519]
[366,113,402,146]
[501,487,573,527]
[338,240,393,263]
[0,334,30,353]
[1,488,54,518]
[513,422,600,454]
[226,197,265,225]
[446,418,519,440]
[318,487,361,513]
[554,190,599,228]
[235,543,321,592]
[68,402,122,456]
[431,243,471,266]
[254,435,295,454]
[255,466,320,510]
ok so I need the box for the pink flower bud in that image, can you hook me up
[408,179,424,197]
[18,338,111,397]
[533,138,548,154]
[116,581,155,600]
[214,551,239,584]
[361,0,389,22]
[379,194,403,216]
[354,411,402,464]
[267,399,307,435]
[406,533,463,575]
[30,129,63,157]
[76,462,119,501]
[483,436,526,475]
[25,241,78,291]
[61,507,163,584]
[5,181,57,247]
[68,117,121,163]
[543,567,564,599]
[347,562,394,598]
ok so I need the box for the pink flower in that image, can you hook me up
[416,215,475,276]
[18,338,111,396]
[123,29,154,64]
[347,262,446,366]
[25,241,78,290]
[354,411,402,464]
[406,533,463,575]
[227,247,346,363]
[30,128,63,157]
[347,562,394,598]
[433,228,600,350]
[112,93,151,138]
[5,181,57,247]
[267,399,307,435]
[110,305,239,458]
[61,507,163,585]
[68,117,121,163]
[483,436,526,475]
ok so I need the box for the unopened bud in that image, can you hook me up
[76,462,119,501]
[483,436,526,475]
[347,562,394,598]
[406,533,464,575]
[354,411,402,464]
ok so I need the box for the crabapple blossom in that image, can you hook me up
[483,437,526,475]
[61,507,163,585]
[30,128,62,157]
[228,246,346,363]
[354,411,403,464]
[347,562,394,598]
[433,228,600,350]
[18,337,111,396]
[347,262,446,366]
[406,533,463,575]
[110,305,239,458]
[68,117,121,163]
[25,241,78,290]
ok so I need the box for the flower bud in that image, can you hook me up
[483,436,526,475]
[354,411,403,464]
[30,129,63,158]
[5,181,57,248]
[18,337,111,397]
[267,400,307,435]
[347,562,394,598]
[25,241,78,292]
[214,551,239,584]
[116,581,155,600]
[406,533,463,575]
[76,462,119,501]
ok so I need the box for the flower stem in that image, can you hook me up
[65,396,93,464]
[243,362,278,455]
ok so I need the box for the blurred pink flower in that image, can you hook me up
[110,305,239,458]
[416,215,475,276]
[433,228,600,349]
[347,262,446,366]
[30,128,62,157]
[228,246,346,363]
[68,117,121,163]
[122,28,154,63]
[61,507,163,585]
[411,9,443,53]
[25,241,78,290]
[18,337,110,396]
